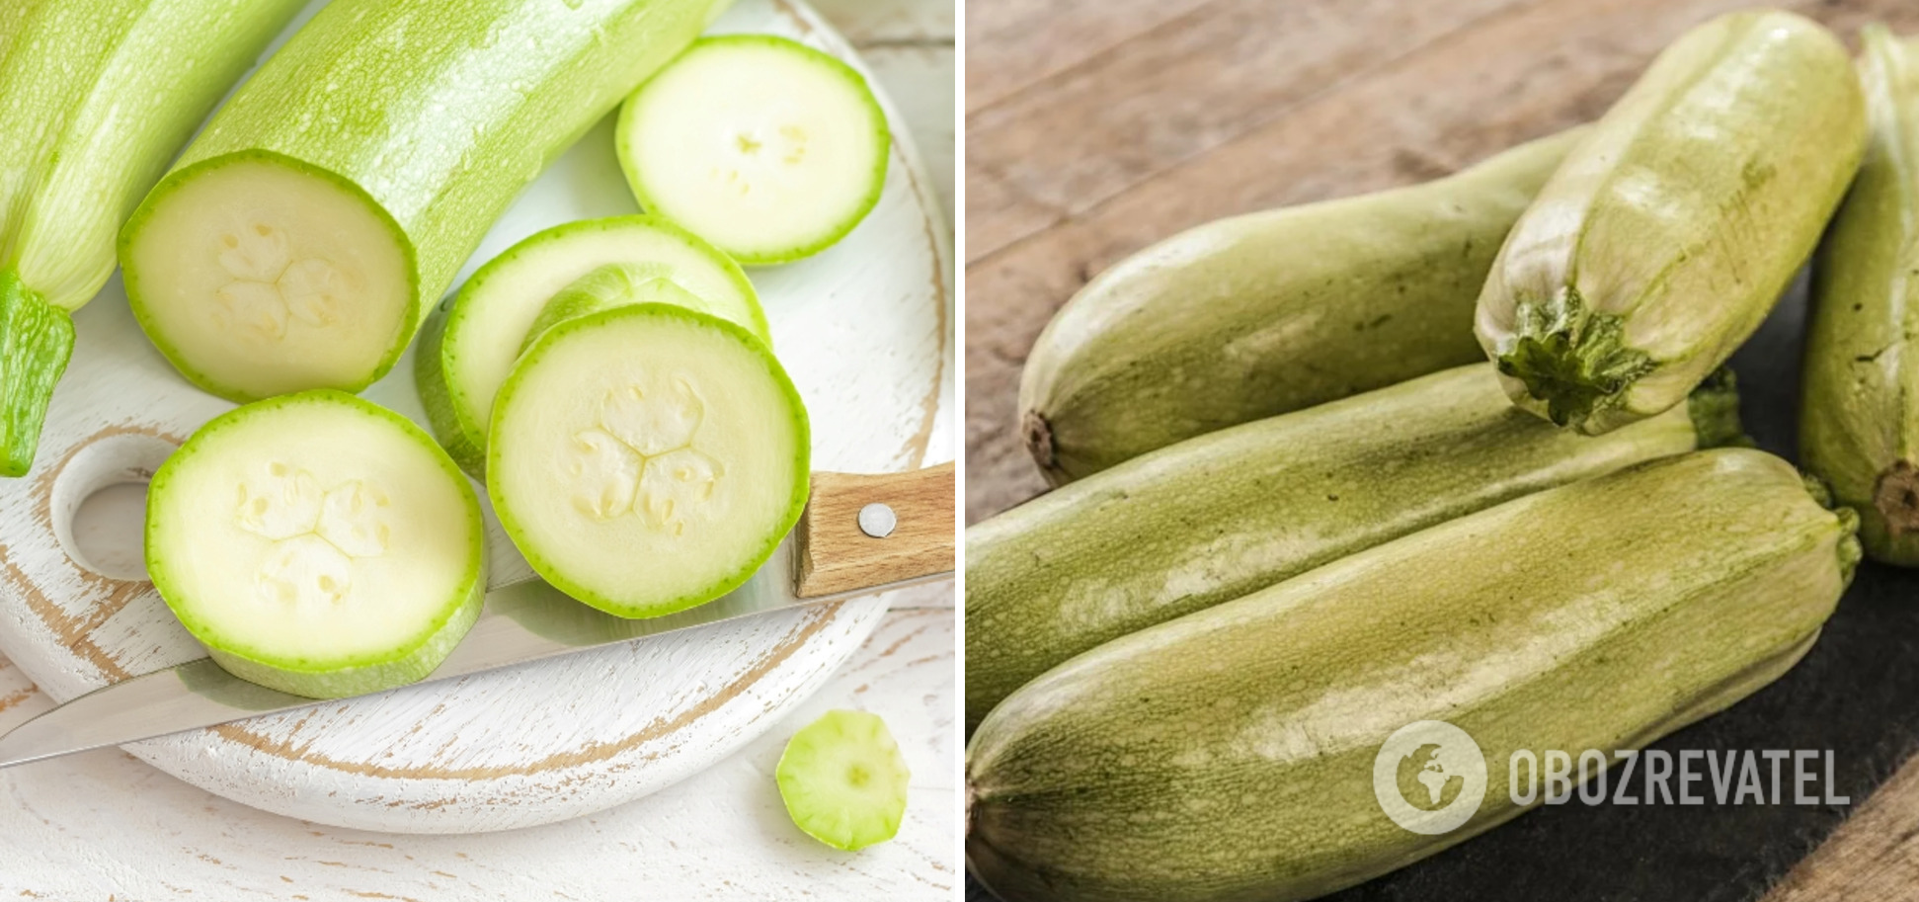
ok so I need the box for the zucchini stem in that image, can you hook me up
[1494,288,1653,429]
[0,271,75,477]
[1684,367,1746,449]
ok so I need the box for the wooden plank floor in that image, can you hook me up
[964,0,1919,895]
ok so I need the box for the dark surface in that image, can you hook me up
[964,271,1919,902]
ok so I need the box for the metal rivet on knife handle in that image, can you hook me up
[795,462,956,598]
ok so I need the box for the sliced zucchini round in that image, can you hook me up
[145,390,486,699]
[417,215,765,478]
[777,709,911,851]
[616,35,890,265]
[488,303,808,619]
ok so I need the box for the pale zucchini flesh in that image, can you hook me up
[0,0,304,472]
[965,363,1740,735]
[1803,26,1919,566]
[418,215,765,477]
[618,35,890,265]
[1475,10,1865,435]
[122,0,730,402]
[777,710,912,851]
[488,304,808,619]
[967,449,1858,902]
[146,391,486,700]
[1018,128,1581,484]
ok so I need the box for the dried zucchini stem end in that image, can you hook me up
[1022,408,1066,486]
[1804,471,1865,584]
[1871,460,1919,552]
[1493,287,1654,431]
[1685,367,1746,450]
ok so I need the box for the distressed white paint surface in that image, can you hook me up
[0,607,957,898]
[0,0,953,878]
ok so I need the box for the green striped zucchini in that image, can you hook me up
[967,448,1858,902]
[1476,9,1863,435]
[1803,25,1919,566]
[0,0,304,475]
[965,362,1739,734]
[120,0,730,403]
[1017,128,1582,484]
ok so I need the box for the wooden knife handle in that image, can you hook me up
[795,462,956,598]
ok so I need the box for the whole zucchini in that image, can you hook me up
[0,0,305,474]
[1475,9,1863,435]
[965,362,1739,734]
[967,449,1858,902]
[1803,26,1919,566]
[1017,128,1582,484]
[120,0,730,403]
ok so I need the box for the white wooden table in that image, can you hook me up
[0,0,956,896]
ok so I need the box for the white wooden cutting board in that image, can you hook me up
[0,0,954,834]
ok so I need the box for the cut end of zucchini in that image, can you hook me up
[146,390,485,698]
[1493,290,1653,433]
[618,36,890,265]
[123,153,413,401]
[777,710,910,851]
[421,216,765,478]
[1684,367,1745,449]
[488,303,807,618]
[0,272,75,477]
[1872,459,1919,542]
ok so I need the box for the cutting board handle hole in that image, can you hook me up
[49,431,177,582]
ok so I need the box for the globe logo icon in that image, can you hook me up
[1372,720,1487,835]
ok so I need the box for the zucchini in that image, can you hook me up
[0,0,305,474]
[1476,9,1863,435]
[121,0,730,403]
[616,35,890,264]
[488,303,808,618]
[966,363,1739,734]
[417,215,764,478]
[777,710,912,851]
[967,449,1858,902]
[1803,26,1919,566]
[1017,128,1582,484]
[146,390,486,699]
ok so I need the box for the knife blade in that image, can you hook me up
[0,463,955,768]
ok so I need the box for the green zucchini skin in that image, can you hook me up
[1017,128,1582,485]
[1477,10,1864,435]
[967,449,1858,902]
[125,0,731,394]
[1803,26,1919,566]
[0,0,304,474]
[966,363,1739,735]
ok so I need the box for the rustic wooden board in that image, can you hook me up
[965,0,1919,899]
[0,0,954,840]
[0,606,955,897]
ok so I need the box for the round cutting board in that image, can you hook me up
[0,0,952,833]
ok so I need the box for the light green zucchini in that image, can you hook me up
[1804,26,1919,566]
[1017,128,1582,484]
[121,0,731,403]
[1476,9,1864,435]
[0,0,305,475]
[417,215,764,478]
[967,449,1858,902]
[965,363,1740,734]
[147,390,486,699]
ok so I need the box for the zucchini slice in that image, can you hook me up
[146,391,486,699]
[120,0,729,402]
[488,304,808,619]
[777,710,911,851]
[418,215,765,477]
[617,35,890,264]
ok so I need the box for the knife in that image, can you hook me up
[0,462,955,768]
